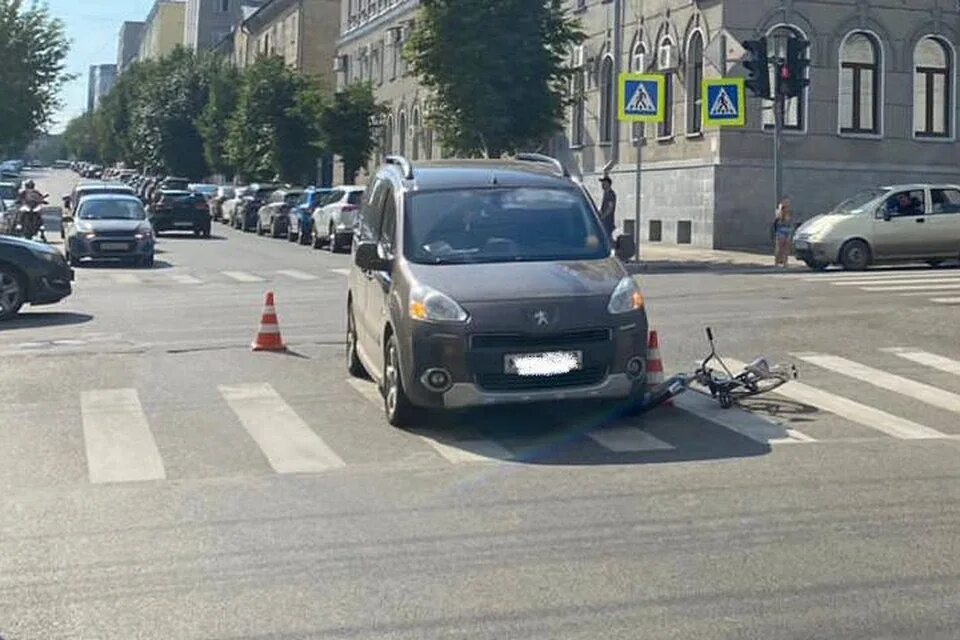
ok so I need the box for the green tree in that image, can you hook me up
[197,59,240,178]
[406,0,583,157]
[226,56,325,184]
[62,112,98,161]
[0,0,72,154]
[319,83,386,184]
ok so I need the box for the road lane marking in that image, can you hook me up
[81,389,166,484]
[931,297,960,304]
[725,357,944,440]
[170,274,202,284]
[588,427,675,452]
[793,353,960,416]
[330,268,350,276]
[882,348,960,376]
[277,269,318,281]
[860,283,960,292]
[673,390,814,444]
[111,273,140,285]
[832,277,960,287]
[222,270,264,283]
[220,383,346,473]
[345,378,512,463]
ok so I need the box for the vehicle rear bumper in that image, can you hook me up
[151,214,210,232]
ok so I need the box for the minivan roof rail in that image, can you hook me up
[385,155,414,180]
[514,153,570,178]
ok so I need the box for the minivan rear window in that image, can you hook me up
[404,187,609,264]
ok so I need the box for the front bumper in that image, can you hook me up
[441,374,637,409]
[793,238,839,264]
[69,235,154,259]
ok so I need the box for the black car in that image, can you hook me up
[149,190,212,237]
[0,235,73,320]
[347,154,649,427]
[235,183,280,232]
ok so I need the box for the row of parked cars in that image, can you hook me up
[213,184,365,252]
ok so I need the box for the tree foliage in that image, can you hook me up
[406,0,583,157]
[0,0,72,154]
[62,112,98,161]
[319,83,386,184]
[197,60,241,178]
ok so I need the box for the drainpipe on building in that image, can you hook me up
[601,0,623,177]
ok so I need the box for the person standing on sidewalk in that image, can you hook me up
[772,196,795,267]
[599,176,617,241]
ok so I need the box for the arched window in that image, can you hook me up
[764,25,807,131]
[686,31,704,134]
[570,68,585,146]
[397,109,406,155]
[657,37,674,138]
[839,32,881,135]
[383,114,394,155]
[411,108,421,160]
[914,36,952,138]
[598,55,615,143]
[631,39,646,72]
[423,127,433,160]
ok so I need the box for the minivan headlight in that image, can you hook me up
[608,276,644,314]
[409,284,469,323]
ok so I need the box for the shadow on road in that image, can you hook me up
[1,311,93,330]
[157,233,227,241]
[73,259,173,270]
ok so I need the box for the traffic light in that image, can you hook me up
[741,38,770,99]
[783,37,810,98]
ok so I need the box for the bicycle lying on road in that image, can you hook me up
[647,328,797,410]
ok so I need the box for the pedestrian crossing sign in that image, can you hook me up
[703,78,746,127]
[618,73,665,123]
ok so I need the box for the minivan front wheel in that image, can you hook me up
[840,240,870,271]
[383,334,419,427]
[346,305,367,378]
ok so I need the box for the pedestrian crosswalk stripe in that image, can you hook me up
[794,353,960,415]
[588,426,676,452]
[219,383,346,473]
[277,269,318,281]
[931,297,960,304]
[418,437,514,463]
[832,277,960,287]
[222,270,264,283]
[725,357,945,440]
[882,347,960,376]
[330,268,350,276]
[170,274,202,284]
[860,283,960,292]
[111,273,140,285]
[673,390,815,444]
[81,389,166,484]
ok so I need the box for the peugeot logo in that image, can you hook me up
[533,310,550,327]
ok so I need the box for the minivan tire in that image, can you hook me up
[840,240,870,271]
[346,305,367,378]
[383,334,419,427]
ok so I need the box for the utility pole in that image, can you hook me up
[773,58,785,209]
[633,130,642,262]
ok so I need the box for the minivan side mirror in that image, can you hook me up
[355,241,392,271]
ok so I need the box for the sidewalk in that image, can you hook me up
[623,243,805,273]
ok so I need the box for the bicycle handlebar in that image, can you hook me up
[706,327,714,341]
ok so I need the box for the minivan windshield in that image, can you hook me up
[404,187,609,264]
[828,188,890,215]
[78,199,146,220]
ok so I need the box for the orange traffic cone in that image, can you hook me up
[646,329,671,406]
[252,291,287,352]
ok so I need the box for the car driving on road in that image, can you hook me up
[149,190,212,237]
[65,194,155,267]
[0,234,73,320]
[346,155,649,427]
[313,186,364,252]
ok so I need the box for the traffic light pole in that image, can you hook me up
[773,80,784,208]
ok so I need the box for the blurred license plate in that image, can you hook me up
[100,242,129,251]
[174,221,194,227]
[504,351,582,376]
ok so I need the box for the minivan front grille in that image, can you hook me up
[470,328,611,350]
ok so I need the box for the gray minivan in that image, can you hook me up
[346,155,649,427]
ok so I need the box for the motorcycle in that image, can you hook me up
[14,195,49,243]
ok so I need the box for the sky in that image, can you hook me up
[46,0,157,132]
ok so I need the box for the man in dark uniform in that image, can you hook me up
[599,176,617,240]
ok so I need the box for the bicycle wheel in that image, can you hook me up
[729,373,788,399]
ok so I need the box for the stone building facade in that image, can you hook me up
[117,21,145,73]
[336,0,960,249]
[185,0,265,51]
[138,0,187,62]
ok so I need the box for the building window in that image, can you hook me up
[397,110,407,155]
[839,32,880,135]
[631,40,646,140]
[686,31,703,135]
[763,25,807,131]
[391,42,399,80]
[571,70,585,146]
[914,36,952,138]
[598,54,614,144]
[383,115,394,154]
[411,108,421,160]
[656,37,674,139]
[423,127,433,160]
[219,0,229,12]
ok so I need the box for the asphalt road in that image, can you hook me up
[2,169,960,639]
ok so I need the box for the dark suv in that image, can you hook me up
[346,154,649,427]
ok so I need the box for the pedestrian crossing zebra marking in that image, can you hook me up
[277,270,318,281]
[882,348,960,376]
[221,270,264,283]
[673,390,815,445]
[587,426,676,452]
[81,389,166,484]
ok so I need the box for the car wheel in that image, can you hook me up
[67,250,80,267]
[346,304,367,378]
[383,334,419,427]
[803,259,829,272]
[840,240,870,271]
[927,259,944,268]
[312,233,322,250]
[287,229,298,243]
[256,220,263,235]
[327,226,337,253]
[0,266,25,321]
[300,230,312,246]
[270,220,279,238]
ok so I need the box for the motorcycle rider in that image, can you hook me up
[16,180,48,241]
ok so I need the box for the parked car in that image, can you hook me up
[63,182,138,240]
[0,234,73,320]
[793,184,960,270]
[210,185,236,222]
[189,183,219,201]
[222,186,250,226]
[312,186,365,252]
[234,183,279,232]
[346,154,648,427]
[149,190,212,237]
[0,181,17,210]
[64,194,154,267]
[287,187,332,245]
[0,193,8,235]
[256,187,304,238]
